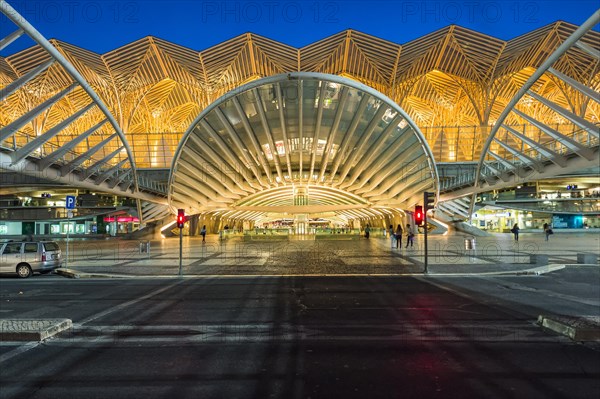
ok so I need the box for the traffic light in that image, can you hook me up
[177,209,185,229]
[414,205,424,226]
[424,191,435,212]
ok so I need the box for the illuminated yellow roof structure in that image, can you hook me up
[1,0,599,225]
[2,22,599,166]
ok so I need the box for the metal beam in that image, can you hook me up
[337,104,388,184]
[252,87,284,183]
[0,59,54,101]
[80,146,124,180]
[108,168,132,189]
[502,124,567,167]
[61,133,117,176]
[0,83,78,142]
[318,86,350,182]
[275,82,293,178]
[95,158,128,185]
[526,90,599,137]
[309,82,328,182]
[512,108,594,160]
[548,67,600,106]
[11,103,95,164]
[345,114,404,189]
[38,119,108,170]
[232,97,273,186]
[0,27,24,51]
[575,40,600,59]
[214,106,265,189]
[328,94,370,185]
[492,137,544,172]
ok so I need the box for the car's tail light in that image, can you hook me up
[41,252,46,261]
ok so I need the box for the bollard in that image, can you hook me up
[465,237,476,263]
[577,253,597,264]
[464,237,476,250]
[139,240,150,255]
[530,255,548,265]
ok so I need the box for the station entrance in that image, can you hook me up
[168,73,439,234]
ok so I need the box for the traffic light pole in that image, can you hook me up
[423,192,435,274]
[423,212,428,274]
[177,209,185,277]
[178,226,183,277]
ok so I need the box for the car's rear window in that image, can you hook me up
[43,242,60,251]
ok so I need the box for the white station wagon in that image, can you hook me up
[0,240,62,278]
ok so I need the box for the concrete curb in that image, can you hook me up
[55,268,80,278]
[53,264,568,279]
[538,315,600,341]
[0,319,72,342]
[516,264,567,275]
[55,268,137,279]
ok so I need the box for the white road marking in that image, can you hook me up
[0,279,186,365]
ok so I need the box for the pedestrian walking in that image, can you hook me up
[200,225,207,243]
[405,224,414,248]
[389,224,395,248]
[394,224,403,249]
[511,223,520,241]
[364,224,371,239]
[543,222,552,241]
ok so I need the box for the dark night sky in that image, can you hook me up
[1,0,599,55]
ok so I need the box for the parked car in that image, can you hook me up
[0,240,62,278]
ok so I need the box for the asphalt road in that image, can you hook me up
[1,268,599,399]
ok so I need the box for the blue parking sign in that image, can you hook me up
[66,195,76,209]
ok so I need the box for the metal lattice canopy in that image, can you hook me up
[2,19,599,170]
[169,73,438,223]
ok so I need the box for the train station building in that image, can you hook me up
[1,3,599,238]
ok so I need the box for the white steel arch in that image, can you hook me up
[437,10,600,221]
[0,1,170,222]
[2,2,141,196]
[169,72,439,224]
[474,10,599,190]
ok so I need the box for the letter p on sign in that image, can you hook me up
[66,195,76,209]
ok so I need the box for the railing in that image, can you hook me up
[439,123,599,191]
[482,198,600,214]
[439,169,478,191]
[4,121,596,197]
[0,206,128,221]
[490,123,599,164]
[0,124,130,168]
[137,175,169,194]
[0,124,133,187]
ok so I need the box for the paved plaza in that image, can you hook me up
[56,232,600,277]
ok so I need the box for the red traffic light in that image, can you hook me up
[177,209,185,228]
[414,205,424,226]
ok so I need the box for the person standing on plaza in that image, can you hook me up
[200,225,207,243]
[389,224,395,248]
[405,223,414,248]
[511,223,520,241]
[543,222,552,241]
[395,224,403,249]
